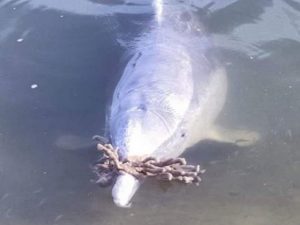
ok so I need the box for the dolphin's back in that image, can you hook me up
[110,31,218,157]
[110,42,194,157]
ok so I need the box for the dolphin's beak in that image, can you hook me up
[112,173,141,207]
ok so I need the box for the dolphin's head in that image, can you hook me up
[109,72,189,207]
[109,110,169,207]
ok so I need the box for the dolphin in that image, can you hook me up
[107,0,258,207]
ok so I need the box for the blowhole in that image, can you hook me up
[138,104,147,111]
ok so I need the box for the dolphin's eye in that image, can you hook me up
[181,132,186,138]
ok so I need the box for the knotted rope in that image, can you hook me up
[92,143,205,187]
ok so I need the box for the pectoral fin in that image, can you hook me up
[205,125,260,147]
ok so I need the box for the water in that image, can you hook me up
[0,0,300,224]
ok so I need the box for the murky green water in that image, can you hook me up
[0,0,300,224]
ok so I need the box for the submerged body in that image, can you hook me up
[108,0,227,207]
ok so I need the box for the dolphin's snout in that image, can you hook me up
[112,173,140,208]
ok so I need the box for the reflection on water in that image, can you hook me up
[0,0,152,16]
[0,0,300,224]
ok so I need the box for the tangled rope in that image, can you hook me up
[92,143,205,187]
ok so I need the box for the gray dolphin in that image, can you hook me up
[108,0,258,207]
